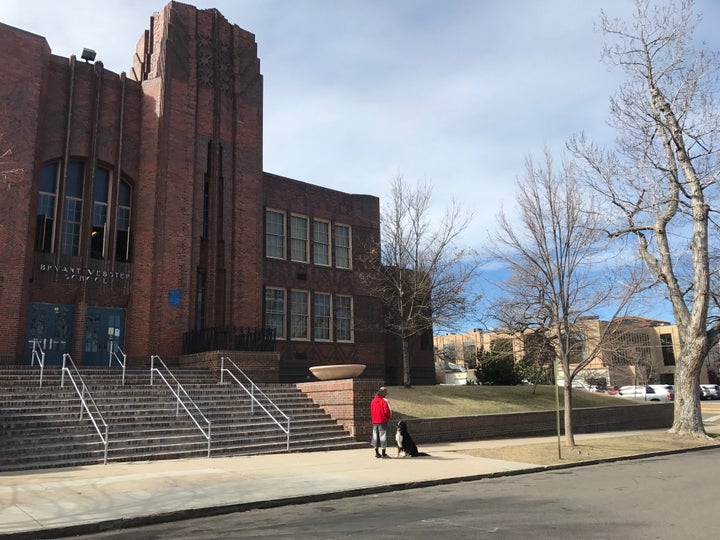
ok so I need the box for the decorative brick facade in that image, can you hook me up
[0,2,436,385]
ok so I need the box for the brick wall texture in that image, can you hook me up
[0,3,438,384]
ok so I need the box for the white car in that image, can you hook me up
[617,385,674,402]
[700,384,720,400]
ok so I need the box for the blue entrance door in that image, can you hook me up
[84,307,126,366]
[24,303,75,366]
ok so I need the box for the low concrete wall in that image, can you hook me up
[401,403,674,444]
[295,378,674,444]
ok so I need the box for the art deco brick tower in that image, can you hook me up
[129,2,265,355]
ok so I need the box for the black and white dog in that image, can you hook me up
[395,420,430,457]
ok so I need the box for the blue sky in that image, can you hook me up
[4,0,719,325]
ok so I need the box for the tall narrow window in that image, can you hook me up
[61,161,84,256]
[196,271,206,330]
[265,210,285,259]
[35,162,58,253]
[335,295,353,341]
[290,290,309,340]
[116,179,132,262]
[313,219,330,266]
[91,167,110,259]
[660,334,676,366]
[333,224,351,269]
[202,179,210,239]
[313,292,331,340]
[290,214,308,262]
[265,287,285,339]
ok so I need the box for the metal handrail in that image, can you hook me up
[108,342,127,385]
[220,356,291,451]
[29,339,46,387]
[61,353,110,464]
[150,355,212,457]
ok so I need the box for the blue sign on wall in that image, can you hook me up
[168,289,181,307]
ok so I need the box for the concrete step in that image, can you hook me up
[0,367,358,472]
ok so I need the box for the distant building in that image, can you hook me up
[434,317,705,387]
[0,2,436,384]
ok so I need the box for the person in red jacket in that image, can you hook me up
[370,386,392,458]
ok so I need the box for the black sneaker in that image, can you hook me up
[381,454,390,459]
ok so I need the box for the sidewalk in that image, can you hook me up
[0,430,687,539]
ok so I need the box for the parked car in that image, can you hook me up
[700,384,720,400]
[617,385,674,402]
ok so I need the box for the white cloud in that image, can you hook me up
[4,0,716,324]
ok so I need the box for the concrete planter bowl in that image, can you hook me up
[309,364,366,381]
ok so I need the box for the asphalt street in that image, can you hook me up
[64,446,720,539]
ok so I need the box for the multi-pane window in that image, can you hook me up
[290,290,309,340]
[35,162,58,253]
[91,167,110,259]
[61,161,84,256]
[660,334,676,366]
[35,160,132,261]
[313,293,331,340]
[312,220,330,266]
[116,179,132,262]
[333,224,351,268]
[265,288,285,339]
[335,295,353,341]
[265,210,285,259]
[290,214,308,262]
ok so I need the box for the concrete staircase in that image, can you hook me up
[0,366,363,472]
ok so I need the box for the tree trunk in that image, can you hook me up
[563,384,575,447]
[670,327,708,438]
[402,337,411,388]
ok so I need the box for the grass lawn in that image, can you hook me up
[387,384,637,419]
[385,386,720,465]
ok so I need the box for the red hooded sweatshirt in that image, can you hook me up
[370,394,392,424]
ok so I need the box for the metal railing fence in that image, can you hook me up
[220,356,291,451]
[150,355,212,457]
[61,353,110,464]
[108,342,127,385]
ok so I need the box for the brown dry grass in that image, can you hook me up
[457,431,720,466]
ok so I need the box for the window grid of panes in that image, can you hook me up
[313,293,331,340]
[265,288,286,339]
[290,290,309,339]
[264,289,353,343]
[265,210,285,259]
[36,160,133,262]
[60,161,84,256]
[333,224,350,269]
[36,163,58,253]
[335,295,352,341]
[290,215,308,262]
[312,220,330,265]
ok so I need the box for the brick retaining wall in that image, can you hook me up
[296,379,675,444]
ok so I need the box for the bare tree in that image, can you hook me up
[569,0,720,437]
[491,150,637,445]
[367,176,479,387]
